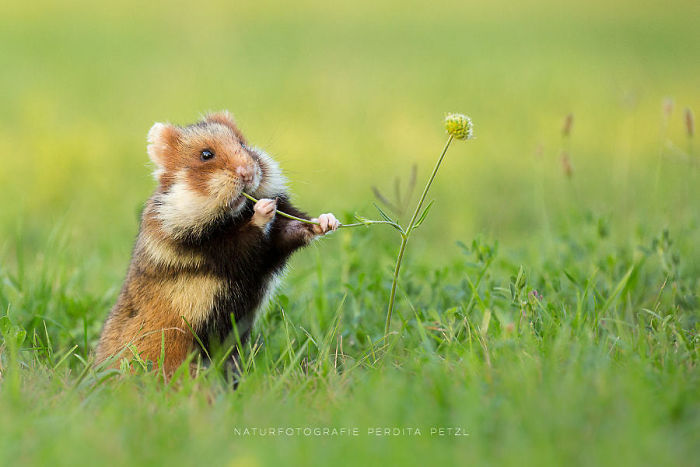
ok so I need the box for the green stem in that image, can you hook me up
[241,192,320,225]
[384,135,454,335]
[244,133,455,338]
[240,192,400,230]
[406,135,453,234]
[384,234,408,335]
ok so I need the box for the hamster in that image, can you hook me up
[95,111,339,378]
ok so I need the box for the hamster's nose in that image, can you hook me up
[236,165,253,183]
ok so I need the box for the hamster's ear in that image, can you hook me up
[205,111,247,143]
[147,122,181,168]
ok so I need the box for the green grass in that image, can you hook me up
[0,0,699,465]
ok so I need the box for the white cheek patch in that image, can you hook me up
[156,171,228,239]
[207,172,238,203]
[251,148,288,198]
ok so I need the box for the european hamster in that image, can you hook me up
[95,111,339,377]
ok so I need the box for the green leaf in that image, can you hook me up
[181,315,210,362]
[563,270,579,285]
[480,309,491,337]
[373,203,394,223]
[277,294,290,309]
[411,200,435,231]
[601,265,635,312]
[353,214,372,226]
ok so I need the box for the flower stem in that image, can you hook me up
[406,135,453,234]
[383,135,454,335]
[384,234,408,335]
[241,192,320,225]
[240,192,400,230]
[244,133,456,338]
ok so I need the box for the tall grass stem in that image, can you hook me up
[240,192,398,229]
[384,135,454,335]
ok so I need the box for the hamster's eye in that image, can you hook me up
[200,149,215,161]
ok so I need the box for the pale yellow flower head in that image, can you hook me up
[444,113,474,140]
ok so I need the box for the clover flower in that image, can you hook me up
[444,113,474,140]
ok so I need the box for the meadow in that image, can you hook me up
[0,0,698,465]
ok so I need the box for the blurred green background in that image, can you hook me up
[2,0,698,281]
[0,1,699,464]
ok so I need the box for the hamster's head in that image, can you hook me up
[147,111,287,239]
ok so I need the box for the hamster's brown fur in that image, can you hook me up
[95,111,339,377]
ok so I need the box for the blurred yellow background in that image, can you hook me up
[1,0,698,283]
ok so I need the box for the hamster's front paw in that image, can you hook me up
[311,213,340,235]
[252,198,277,227]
